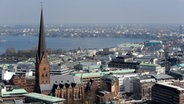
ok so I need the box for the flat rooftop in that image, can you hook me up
[23,93,65,103]
[158,81,184,91]
[1,88,28,97]
[74,69,135,78]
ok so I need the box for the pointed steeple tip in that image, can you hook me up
[41,7,43,18]
[37,3,46,61]
[41,0,44,9]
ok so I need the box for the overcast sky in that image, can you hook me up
[0,0,184,25]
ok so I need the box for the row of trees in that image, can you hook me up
[0,47,65,60]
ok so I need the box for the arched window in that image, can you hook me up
[42,74,44,77]
[45,73,48,77]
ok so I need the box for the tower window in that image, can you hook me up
[45,73,48,77]
[42,74,44,77]
[44,67,46,71]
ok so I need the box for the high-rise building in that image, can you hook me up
[152,81,184,104]
[179,25,183,35]
[34,8,50,94]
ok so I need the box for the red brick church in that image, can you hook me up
[34,8,51,95]
[9,8,84,103]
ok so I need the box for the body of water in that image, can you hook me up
[0,35,147,54]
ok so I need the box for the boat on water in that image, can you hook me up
[0,39,7,43]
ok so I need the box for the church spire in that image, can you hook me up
[37,8,46,61]
[35,7,50,94]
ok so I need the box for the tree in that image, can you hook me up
[5,47,16,56]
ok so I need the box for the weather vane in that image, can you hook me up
[41,0,44,8]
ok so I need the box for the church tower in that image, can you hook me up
[35,8,50,94]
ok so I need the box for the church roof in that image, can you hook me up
[50,75,81,86]
[40,84,51,92]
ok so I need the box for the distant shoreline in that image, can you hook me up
[0,35,147,55]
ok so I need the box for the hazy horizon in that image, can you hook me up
[1,0,184,25]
